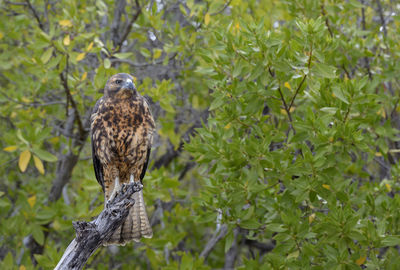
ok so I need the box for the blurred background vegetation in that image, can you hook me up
[1,0,400,269]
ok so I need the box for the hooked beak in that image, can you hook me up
[123,79,136,91]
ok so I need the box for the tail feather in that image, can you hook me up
[104,189,152,246]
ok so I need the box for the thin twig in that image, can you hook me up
[343,102,352,123]
[0,90,65,107]
[43,0,49,31]
[4,1,28,6]
[288,74,307,111]
[110,52,178,67]
[342,64,351,79]
[59,55,85,138]
[25,0,45,31]
[321,3,333,37]
[111,0,126,47]
[287,43,311,110]
[115,0,142,52]
[267,66,296,133]
[360,0,373,80]
[277,86,295,133]
[374,157,391,171]
[210,0,232,16]
[375,0,387,37]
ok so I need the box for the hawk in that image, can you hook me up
[90,73,155,245]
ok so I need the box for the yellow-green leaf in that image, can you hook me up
[284,82,291,90]
[87,42,94,52]
[59,19,72,27]
[76,53,86,62]
[153,49,162,59]
[308,213,316,224]
[41,47,54,64]
[3,146,18,152]
[81,72,87,81]
[27,195,36,208]
[19,150,31,172]
[322,184,331,190]
[356,256,366,265]
[63,35,70,46]
[204,13,211,26]
[287,250,299,259]
[104,58,111,69]
[33,155,45,174]
[113,52,133,59]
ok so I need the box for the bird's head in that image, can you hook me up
[104,73,137,99]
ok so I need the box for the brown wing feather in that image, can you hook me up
[92,139,105,192]
[91,98,105,192]
[139,147,151,183]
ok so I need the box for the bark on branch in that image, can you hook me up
[200,224,228,259]
[55,182,142,270]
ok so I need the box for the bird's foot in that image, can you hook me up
[107,176,121,203]
[130,174,143,191]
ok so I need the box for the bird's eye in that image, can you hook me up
[115,80,122,84]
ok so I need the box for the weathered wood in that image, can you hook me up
[55,182,142,270]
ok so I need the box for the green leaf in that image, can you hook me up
[332,86,349,104]
[33,149,57,162]
[32,225,45,245]
[313,62,337,78]
[209,93,224,111]
[266,223,287,232]
[320,107,338,114]
[104,58,111,69]
[140,48,151,58]
[94,65,107,89]
[348,0,364,8]
[0,198,11,208]
[240,219,261,230]
[17,129,29,145]
[41,47,54,64]
[113,52,133,59]
[2,252,13,268]
[381,235,400,247]
[233,61,245,77]
[242,205,255,220]
[180,252,193,270]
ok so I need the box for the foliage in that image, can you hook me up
[1,0,400,269]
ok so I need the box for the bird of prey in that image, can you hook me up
[90,73,155,245]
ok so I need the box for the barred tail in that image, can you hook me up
[104,189,152,246]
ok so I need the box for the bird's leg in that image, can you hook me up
[108,176,121,203]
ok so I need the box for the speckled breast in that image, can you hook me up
[93,97,150,165]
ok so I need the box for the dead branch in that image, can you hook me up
[55,182,142,270]
[223,228,238,269]
[200,224,228,259]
